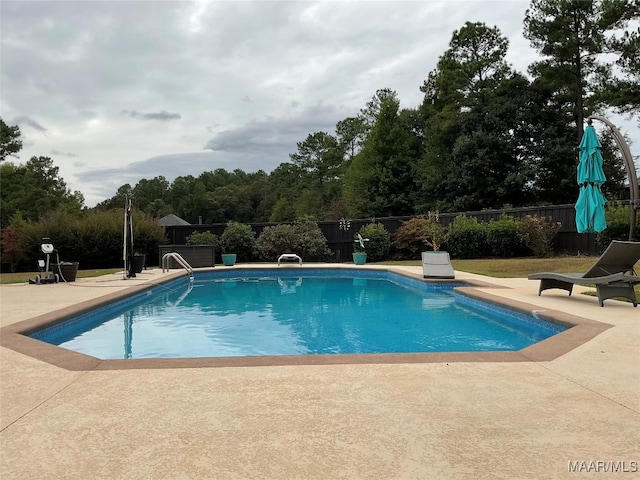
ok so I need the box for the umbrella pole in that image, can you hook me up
[587,116,639,241]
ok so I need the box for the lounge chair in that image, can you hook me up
[528,240,640,307]
[422,251,455,279]
[277,253,302,266]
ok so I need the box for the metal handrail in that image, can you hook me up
[162,252,194,281]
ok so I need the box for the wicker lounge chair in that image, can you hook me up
[528,240,640,307]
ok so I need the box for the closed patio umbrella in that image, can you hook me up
[575,125,607,233]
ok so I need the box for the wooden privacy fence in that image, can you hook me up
[163,204,608,260]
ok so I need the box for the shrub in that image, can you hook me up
[445,215,490,259]
[596,203,637,250]
[14,208,166,270]
[356,223,390,262]
[520,215,562,257]
[393,214,445,256]
[219,221,257,262]
[185,231,219,247]
[486,215,528,257]
[0,228,23,272]
[293,220,332,260]
[257,224,298,260]
[256,221,331,261]
[0,212,28,272]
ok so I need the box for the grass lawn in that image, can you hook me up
[381,256,640,301]
[382,256,605,278]
[0,268,122,285]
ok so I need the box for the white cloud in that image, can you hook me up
[1,0,637,206]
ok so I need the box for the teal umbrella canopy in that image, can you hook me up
[575,125,607,233]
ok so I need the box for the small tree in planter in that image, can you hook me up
[219,221,257,264]
[352,232,369,264]
[395,213,453,279]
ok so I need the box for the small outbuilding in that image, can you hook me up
[158,214,190,227]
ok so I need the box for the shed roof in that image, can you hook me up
[158,214,190,226]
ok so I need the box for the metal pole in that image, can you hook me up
[587,116,639,241]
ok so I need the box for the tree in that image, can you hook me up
[266,163,304,222]
[462,74,538,210]
[597,0,640,119]
[0,118,22,162]
[289,132,343,183]
[288,131,344,219]
[358,88,398,131]
[0,156,84,227]
[417,22,535,211]
[131,176,170,211]
[335,117,368,161]
[523,0,635,141]
[344,90,418,217]
[95,184,133,211]
[526,83,579,204]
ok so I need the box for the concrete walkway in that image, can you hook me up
[1,266,638,479]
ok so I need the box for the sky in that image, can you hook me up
[1,0,638,207]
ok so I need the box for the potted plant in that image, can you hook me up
[356,223,391,262]
[221,252,237,266]
[219,221,257,266]
[352,233,369,265]
[419,212,454,279]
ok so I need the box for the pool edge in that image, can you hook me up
[0,266,613,370]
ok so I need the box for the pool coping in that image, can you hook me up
[0,266,612,370]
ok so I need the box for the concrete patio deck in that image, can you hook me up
[1,265,638,479]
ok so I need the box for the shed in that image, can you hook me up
[158,214,190,226]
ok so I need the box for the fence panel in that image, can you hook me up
[162,204,603,259]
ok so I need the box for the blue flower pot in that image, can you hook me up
[221,253,237,266]
[352,252,367,265]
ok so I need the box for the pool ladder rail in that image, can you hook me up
[161,252,194,281]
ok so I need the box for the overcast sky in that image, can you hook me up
[1,0,637,207]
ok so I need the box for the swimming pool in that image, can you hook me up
[31,269,566,359]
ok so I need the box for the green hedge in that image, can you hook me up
[256,220,332,261]
[596,204,638,251]
[486,215,528,258]
[7,209,165,271]
[445,215,490,259]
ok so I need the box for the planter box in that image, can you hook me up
[159,245,215,268]
[51,262,79,282]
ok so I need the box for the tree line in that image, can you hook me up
[1,0,638,229]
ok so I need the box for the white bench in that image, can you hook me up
[277,253,302,266]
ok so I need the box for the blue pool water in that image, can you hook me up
[31,269,565,359]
